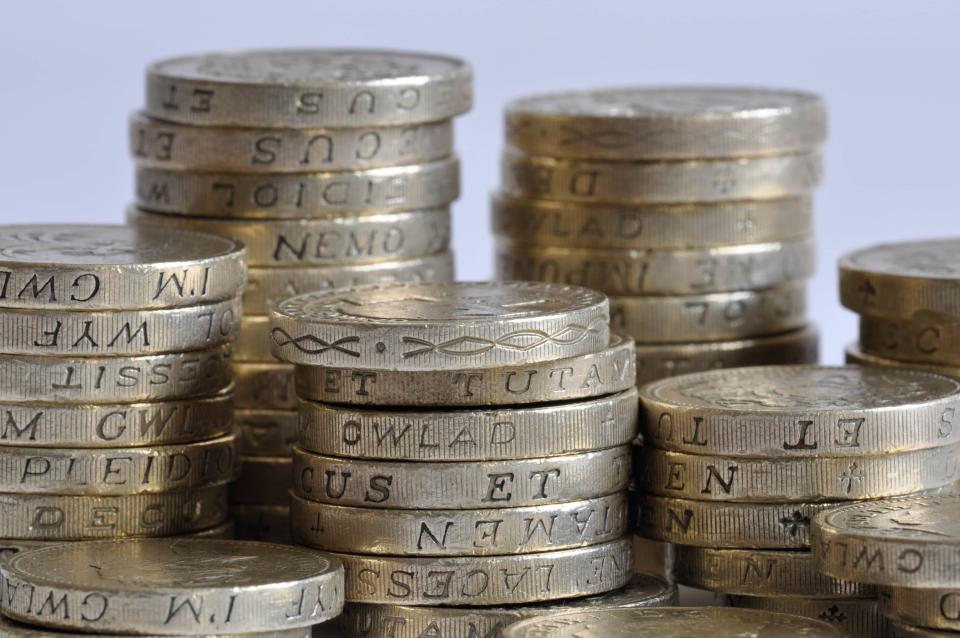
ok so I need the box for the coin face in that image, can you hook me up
[819,494,960,542]
[842,240,960,278]
[499,607,844,637]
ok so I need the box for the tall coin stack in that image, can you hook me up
[0,224,244,557]
[634,364,960,637]
[493,86,826,387]
[268,281,650,636]
[127,49,471,542]
[840,239,960,382]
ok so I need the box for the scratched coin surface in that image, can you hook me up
[813,493,960,587]
[0,539,344,634]
[0,224,245,310]
[639,365,960,456]
[145,49,472,127]
[505,86,827,160]
[499,607,844,637]
[270,281,609,370]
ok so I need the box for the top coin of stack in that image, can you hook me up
[841,239,960,380]
[493,87,826,385]
[127,49,471,539]
[0,224,245,545]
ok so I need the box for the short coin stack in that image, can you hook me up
[127,48,471,540]
[0,224,244,554]
[634,364,960,637]
[493,86,826,386]
[0,538,344,636]
[269,281,644,634]
[841,239,960,381]
[814,493,960,637]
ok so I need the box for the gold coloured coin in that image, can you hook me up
[845,343,960,378]
[231,455,291,505]
[234,362,296,410]
[236,315,276,362]
[232,504,292,544]
[236,408,297,455]
[890,622,960,637]
[729,596,888,638]
[859,311,960,367]
[882,586,960,632]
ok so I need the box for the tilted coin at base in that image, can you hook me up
[0,345,233,403]
[891,621,960,637]
[672,546,874,598]
[882,586,960,632]
[231,455,292,505]
[504,86,827,160]
[840,240,960,320]
[0,539,344,633]
[269,282,610,370]
[0,614,314,637]
[845,343,960,379]
[729,595,888,638]
[293,445,630,509]
[290,491,628,555]
[635,326,820,386]
[296,334,636,406]
[234,362,297,410]
[336,573,676,638]
[232,504,292,544]
[236,408,298,455]
[859,311,960,367]
[297,388,639,460]
[638,365,960,456]
[336,538,630,605]
[498,606,845,637]
[813,493,960,588]
[0,224,246,310]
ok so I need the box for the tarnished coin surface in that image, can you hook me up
[145,49,472,127]
[639,365,960,456]
[840,240,960,319]
[270,282,609,370]
[231,455,291,505]
[0,224,245,310]
[813,493,960,587]
[730,596,888,638]
[297,388,638,460]
[296,334,635,406]
[498,607,844,637]
[882,586,960,632]
[505,86,827,160]
[0,539,344,633]
[0,615,313,637]
[859,311,960,367]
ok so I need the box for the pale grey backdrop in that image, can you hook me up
[2,0,957,364]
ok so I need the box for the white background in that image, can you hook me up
[3,0,959,363]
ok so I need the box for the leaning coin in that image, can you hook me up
[269,282,609,370]
[231,455,291,505]
[498,607,844,638]
[840,240,960,319]
[0,345,233,403]
[290,492,628,555]
[501,150,822,204]
[0,297,240,356]
[495,238,815,295]
[730,596,888,638]
[234,362,296,410]
[336,573,676,638]
[638,365,960,456]
[232,504,292,544]
[145,49,472,127]
[0,485,228,539]
[813,493,960,588]
[293,446,630,509]
[135,159,459,218]
[673,546,873,598]
[492,195,814,249]
[890,622,960,637]
[636,444,959,501]
[129,207,451,267]
[0,224,245,310]
[297,388,638,460]
[236,408,298,455]
[243,252,454,312]
[336,538,630,605]
[504,86,827,160]
[0,615,314,638]
[0,538,344,633]
[635,326,819,386]
[0,389,232,447]
[130,112,454,172]
[296,334,635,406]
[0,433,238,495]
[845,342,960,379]
[860,311,960,367]
[636,495,834,549]
[881,587,960,632]
[611,284,806,343]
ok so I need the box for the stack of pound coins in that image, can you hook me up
[126,48,471,541]
[633,364,960,637]
[813,493,960,637]
[0,225,244,561]
[0,538,344,636]
[493,86,826,386]
[267,280,671,636]
[841,239,960,381]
